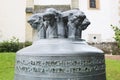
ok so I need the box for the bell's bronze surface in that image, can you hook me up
[14,8,106,80]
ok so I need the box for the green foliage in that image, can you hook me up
[0,37,32,52]
[106,59,120,80]
[24,41,32,47]
[0,52,15,80]
[0,37,19,52]
[0,53,120,80]
[111,25,120,48]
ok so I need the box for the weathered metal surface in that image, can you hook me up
[14,39,106,80]
[15,8,106,80]
[27,8,90,39]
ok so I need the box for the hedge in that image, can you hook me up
[0,37,32,52]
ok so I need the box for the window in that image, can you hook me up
[88,0,100,9]
[90,0,96,8]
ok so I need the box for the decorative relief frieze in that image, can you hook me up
[15,55,105,75]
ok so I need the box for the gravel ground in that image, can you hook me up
[105,54,120,60]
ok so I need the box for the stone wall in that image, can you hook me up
[25,13,33,41]
[34,5,71,13]
[89,42,120,55]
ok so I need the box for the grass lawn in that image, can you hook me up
[0,53,120,80]
[0,52,15,80]
[106,59,120,80]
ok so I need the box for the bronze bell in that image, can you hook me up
[14,8,106,80]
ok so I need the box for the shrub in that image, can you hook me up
[24,41,32,47]
[0,37,32,52]
[0,37,19,52]
[111,25,120,48]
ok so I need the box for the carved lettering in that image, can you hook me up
[15,55,105,74]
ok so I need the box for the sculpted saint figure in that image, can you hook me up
[66,10,86,39]
[43,12,58,38]
[77,18,91,38]
[28,13,46,39]
[80,18,91,30]
[28,8,90,39]
[45,8,65,38]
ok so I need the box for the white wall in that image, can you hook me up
[0,0,119,42]
[0,0,26,42]
[34,0,71,5]
[34,0,119,42]
[109,0,120,26]
[79,0,119,42]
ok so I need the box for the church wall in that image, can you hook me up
[34,0,71,5]
[0,0,26,42]
[25,0,34,41]
[25,13,33,41]
[79,0,119,42]
[0,0,119,42]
